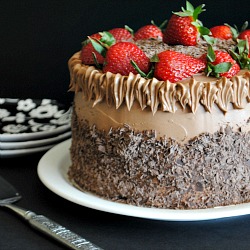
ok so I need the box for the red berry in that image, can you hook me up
[238,29,250,43]
[154,51,206,83]
[211,51,240,77]
[81,33,105,65]
[210,25,233,40]
[108,28,133,42]
[201,50,240,78]
[163,2,207,46]
[134,25,163,41]
[163,15,198,46]
[103,42,150,76]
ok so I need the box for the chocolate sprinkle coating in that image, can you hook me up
[135,38,236,59]
[68,107,250,209]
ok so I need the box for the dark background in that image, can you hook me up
[1,0,249,106]
[1,2,250,249]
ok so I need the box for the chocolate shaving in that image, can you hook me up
[135,38,236,59]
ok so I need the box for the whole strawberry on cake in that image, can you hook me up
[68,1,250,209]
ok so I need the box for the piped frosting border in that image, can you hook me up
[69,51,250,115]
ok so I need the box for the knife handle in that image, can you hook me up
[4,203,103,250]
[25,211,103,250]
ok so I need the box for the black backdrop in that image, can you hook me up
[1,0,249,106]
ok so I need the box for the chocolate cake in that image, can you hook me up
[68,2,250,209]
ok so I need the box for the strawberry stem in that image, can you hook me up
[125,25,134,35]
[130,60,147,77]
[151,19,168,31]
[92,52,102,69]
[173,1,206,21]
[240,21,249,32]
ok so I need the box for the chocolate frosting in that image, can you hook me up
[69,108,250,209]
[69,51,250,115]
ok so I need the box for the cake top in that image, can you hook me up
[69,1,250,114]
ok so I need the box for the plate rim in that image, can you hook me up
[0,124,71,142]
[37,139,250,221]
[0,144,56,158]
[0,131,71,150]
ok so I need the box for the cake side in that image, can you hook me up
[69,102,250,209]
[67,39,250,210]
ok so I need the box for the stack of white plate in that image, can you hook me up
[0,98,72,158]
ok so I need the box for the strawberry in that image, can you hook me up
[81,33,105,65]
[108,27,133,42]
[153,50,206,83]
[163,1,209,46]
[134,24,163,41]
[103,42,150,76]
[81,28,133,66]
[238,29,250,56]
[210,25,233,40]
[201,45,240,78]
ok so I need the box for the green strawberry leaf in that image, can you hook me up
[82,39,89,47]
[173,1,205,21]
[238,39,248,54]
[213,62,232,73]
[92,52,102,69]
[229,49,241,62]
[146,65,155,78]
[125,25,134,35]
[224,23,238,39]
[197,25,210,36]
[173,10,190,17]
[130,60,154,78]
[150,54,160,63]
[205,45,232,77]
[246,61,250,70]
[174,1,193,17]
[203,35,217,45]
[205,62,232,77]
[229,39,250,69]
[186,1,194,12]
[151,19,168,31]
[240,21,249,32]
[207,45,216,62]
[205,63,214,76]
[130,60,147,77]
[99,31,116,46]
[193,4,206,21]
[88,37,107,57]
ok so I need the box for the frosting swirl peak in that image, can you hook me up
[69,51,250,115]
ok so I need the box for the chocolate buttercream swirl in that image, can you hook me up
[69,52,250,115]
[232,74,249,109]
[200,81,218,112]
